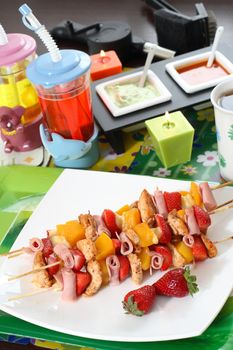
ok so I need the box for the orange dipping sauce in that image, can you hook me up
[176,60,229,86]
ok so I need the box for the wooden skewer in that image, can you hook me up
[8,261,61,282]
[8,251,25,259]
[209,204,233,215]
[211,180,233,190]
[8,287,54,302]
[0,248,24,257]
[213,236,233,244]
[215,198,233,210]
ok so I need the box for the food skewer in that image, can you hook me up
[8,287,54,302]
[8,251,25,259]
[209,204,233,215]
[8,261,61,282]
[0,248,24,257]
[213,236,233,244]
[215,198,233,209]
[4,178,233,306]
[211,180,233,190]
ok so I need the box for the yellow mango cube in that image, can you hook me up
[116,204,130,215]
[95,233,115,261]
[181,193,195,209]
[177,209,185,221]
[190,182,203,206]
[48,229,71,247]
[56,220,85,246]
[180,191,189,196]
[176,241,193,264]
[134,222,158,247]
[138,247,151,270]
[122,208,141,230]
[99,259,109,285]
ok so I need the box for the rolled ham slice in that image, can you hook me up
[199,182,217,212]
[29,238,44,252]
[93,215,111,237]
[185,208,200,235]
[118,232,134,256]
[183,234,195,248]
[154,189,168,218]
[61,268,76,301]
[54,243,74,269]
[150,252,163,275]
[54,270,63,291]
[106,255,120,285]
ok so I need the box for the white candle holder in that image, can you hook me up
[166,51,233,94]
[95,70,172,117]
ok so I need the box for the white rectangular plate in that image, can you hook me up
[166,51,233,94]
[0,169,233,342]
[95,70,172,117]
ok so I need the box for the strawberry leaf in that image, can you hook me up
[183,266,199,296]
[122,296,145,317]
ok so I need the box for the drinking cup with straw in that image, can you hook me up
[0,22,42,153]
[19,4,99,168]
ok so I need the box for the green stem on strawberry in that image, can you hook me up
[183,266,199,296]
[123,295,145,317]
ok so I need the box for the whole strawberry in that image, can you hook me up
[153,267,198,297]
[123,285,156,316]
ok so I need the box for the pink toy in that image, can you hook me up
[0,106,42,152]
[0,25,42,153]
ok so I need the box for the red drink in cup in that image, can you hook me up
[37,74,93,142]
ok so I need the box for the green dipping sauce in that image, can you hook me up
[105,79,161,108]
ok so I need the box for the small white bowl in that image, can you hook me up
[166,51,233,94]
[95,70,172,117]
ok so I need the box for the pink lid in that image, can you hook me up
[0,33,36,66]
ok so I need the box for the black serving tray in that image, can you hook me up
[91,42,233,153]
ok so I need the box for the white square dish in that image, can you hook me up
[166,51,233,94]
[0,169,233,342]
[95,70,172,117]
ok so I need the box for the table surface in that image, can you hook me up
[2,1,233,350]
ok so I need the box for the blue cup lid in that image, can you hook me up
[26,49,91,88]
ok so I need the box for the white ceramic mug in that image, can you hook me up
[211,78,233,180]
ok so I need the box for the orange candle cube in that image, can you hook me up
[90,50,122,81]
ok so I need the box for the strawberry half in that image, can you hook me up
[153,245,172,271]
[118,255,130,281]
[123,285,156,316]
[42,237,53,258]
[193,205,211,231]
[102,209,121,237]
[155,214,172,244]
[192,235,208,261]
[112,239,121,254]
[153,266,198,297]
[164,192,182,212]
[76,271,91,296]
[47,254,60,276]
[71,249,86,272]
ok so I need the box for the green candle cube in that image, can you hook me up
[145,111,194,168]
